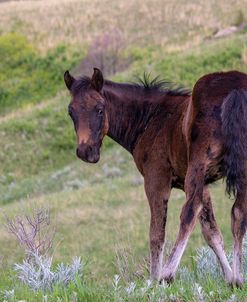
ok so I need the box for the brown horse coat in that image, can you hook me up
[64,69,247,286]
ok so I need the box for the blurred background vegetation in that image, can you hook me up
[1,0,247,299]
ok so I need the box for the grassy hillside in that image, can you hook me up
[0,0,246,52]
[1,0,247,301]
[0,33,81,114]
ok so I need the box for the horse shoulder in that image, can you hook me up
[132,118,169,175]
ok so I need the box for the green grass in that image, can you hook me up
[0,32,247,301]
[1,259,247,301]
[0,33,81,114]
[1,1,247,300]
[156,36,247,86]
[120,34,247,87]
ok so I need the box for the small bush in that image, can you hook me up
[4,208,83,292]
[4,208,54,256]
[78,29,131,76]
[14,252,82,291]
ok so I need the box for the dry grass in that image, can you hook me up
[0,0,246,52]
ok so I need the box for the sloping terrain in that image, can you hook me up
[1,1,247,300]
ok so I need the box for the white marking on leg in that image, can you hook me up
[151,244,164,280]
[211,237,232,283]
[232,246,243,286]
[162,238,188,280]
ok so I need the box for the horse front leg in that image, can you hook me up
[144,172,172,280]
[161,163,204,282]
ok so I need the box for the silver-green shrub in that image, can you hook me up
[14,252,82,291]
[4,208,83,292]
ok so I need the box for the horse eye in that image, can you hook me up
[98,109,103,116]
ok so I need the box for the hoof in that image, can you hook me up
[165,276,174,285]
[230,277,244,288]
[160,273,175,285]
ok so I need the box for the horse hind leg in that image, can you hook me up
[199,187,232,283]
[161,163,205,282]
[231,187,247,287]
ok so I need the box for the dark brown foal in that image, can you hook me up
[64,68,247,286]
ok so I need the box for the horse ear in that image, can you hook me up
[91,68,104,92]
[64,70,75,90]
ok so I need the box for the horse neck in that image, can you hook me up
[102,81,160,153]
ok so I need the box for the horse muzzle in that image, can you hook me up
[76,144,100,163]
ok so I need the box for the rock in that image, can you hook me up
[213,26,238,38]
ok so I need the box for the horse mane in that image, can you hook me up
[134,73,191,96]
[70,73,191,97]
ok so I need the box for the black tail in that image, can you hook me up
[221,89,247,197]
